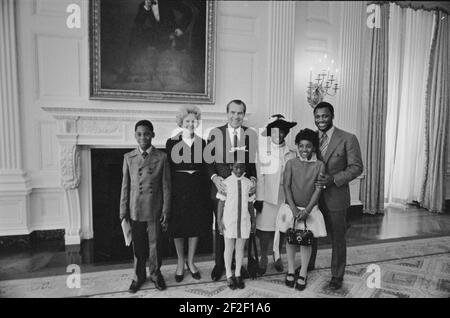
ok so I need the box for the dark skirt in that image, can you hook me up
[168,170,212,238]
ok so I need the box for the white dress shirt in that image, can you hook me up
[227,124,242,143]
[138,145,153,156]
[144,1,160,22]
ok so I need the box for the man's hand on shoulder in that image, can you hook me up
[213,175,227,194]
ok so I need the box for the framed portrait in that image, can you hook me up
[90,0,216,103]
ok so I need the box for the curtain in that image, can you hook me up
[420,11,450,213]
[384,3,435,206]
[362,3,390,215]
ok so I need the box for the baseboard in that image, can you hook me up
[0,229,65,250]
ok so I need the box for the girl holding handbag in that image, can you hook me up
[281,129,327,291]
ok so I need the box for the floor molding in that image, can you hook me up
[0,229,64,250]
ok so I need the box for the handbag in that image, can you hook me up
[286,218,314,246]
[246,233,260,279]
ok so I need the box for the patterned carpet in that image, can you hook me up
[1,236,449,298]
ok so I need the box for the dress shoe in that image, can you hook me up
[285,273,295,288]
[258,255,268,275]
[294,276,307,291]
[186,262,201,280]
[151,274,167,291]
[227,276,236,290]
[175,265,184,283]
[235,276,245,289]
[273,257,284,272]
[328,277,343,290]
[175,273,184,283]
[128,279,144,293]
[211,265,224,282]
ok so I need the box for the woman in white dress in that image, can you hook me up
[254,115,297,274]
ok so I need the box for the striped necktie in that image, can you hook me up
[320,133,329,157]
[237,179,242,239]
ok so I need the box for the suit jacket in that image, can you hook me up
[319,127,363,211]
[134,1,192,36]
[120,147,171,222]
[206,124,257,199]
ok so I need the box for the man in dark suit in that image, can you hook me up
[308,102,363,290]
[130,0,193,51]
[206,99,258,281]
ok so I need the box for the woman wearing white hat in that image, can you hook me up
[254,114,297,275]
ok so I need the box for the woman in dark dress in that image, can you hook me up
[165,105,211,282]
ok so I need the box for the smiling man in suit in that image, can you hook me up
[310,102,363,290]
[206,99,258,281]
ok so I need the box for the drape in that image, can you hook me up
[384,3,434,206]
[420,11,450,213]
[362,3,390,215]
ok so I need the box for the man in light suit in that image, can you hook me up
[310,102,363,290]
[120,120,171,293]
[206,99,258,281]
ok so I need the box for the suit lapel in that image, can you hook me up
[221,125,230,152]
[323,128,342,164]
[219,125,231,164]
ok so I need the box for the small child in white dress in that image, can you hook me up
[217,161,256,290]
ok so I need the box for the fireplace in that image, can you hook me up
[91,148,213,262]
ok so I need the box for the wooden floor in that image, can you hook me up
[346,205,450,244]
[1,205,449,281]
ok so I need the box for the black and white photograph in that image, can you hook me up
[0,0,449,303]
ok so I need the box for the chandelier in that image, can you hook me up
[307,55,340,108]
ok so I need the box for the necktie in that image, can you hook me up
[142,151,148,159]
[233,129,238,161]
[320,133,328,157]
